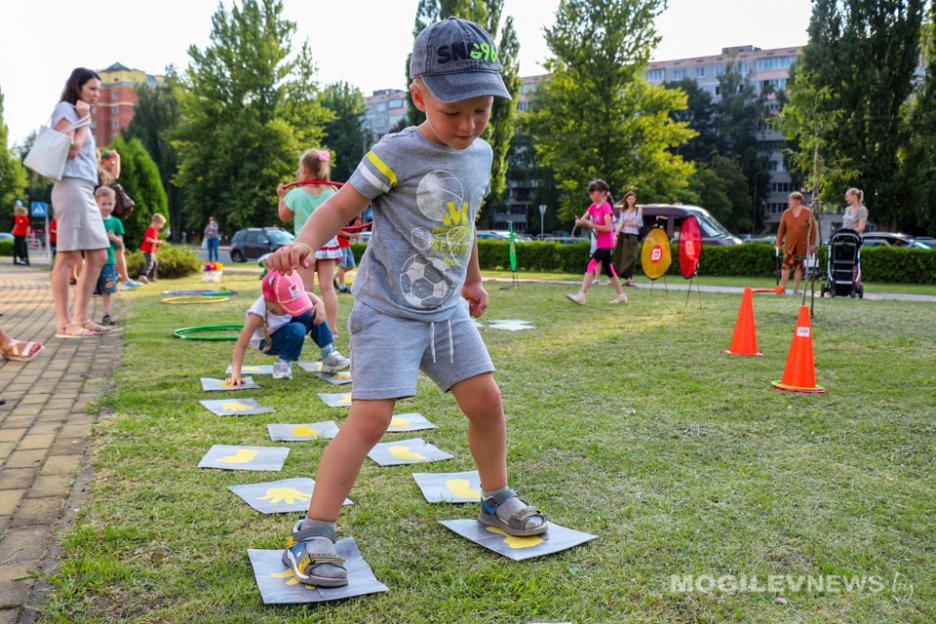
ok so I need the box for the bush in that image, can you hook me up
[464,240,936,284]
[125,244,200,279]
[0,239,11,257]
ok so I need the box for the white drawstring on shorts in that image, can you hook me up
[428,320,454,364]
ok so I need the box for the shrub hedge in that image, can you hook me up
[0,239,12,256]
[125,244,201,279]
[353,240,936,284]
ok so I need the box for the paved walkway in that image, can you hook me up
[0,262,120,624]
[482,277,936,303]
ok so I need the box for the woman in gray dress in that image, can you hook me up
[842,188,868,233]
[50,68,113,338]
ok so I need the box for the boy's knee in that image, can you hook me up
[351,409,392,445]
[282,323,306,342]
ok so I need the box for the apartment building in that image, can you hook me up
[362,89,408,144]
[92,62,164,146]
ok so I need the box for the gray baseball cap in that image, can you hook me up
[410,17,511,103]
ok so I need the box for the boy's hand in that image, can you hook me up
[225,374,245,386]
[461,282,488,318]
[312,303,326,325]
[265,243,312,273]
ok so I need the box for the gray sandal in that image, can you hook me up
[282,520,348,587]
[478,488,548,536]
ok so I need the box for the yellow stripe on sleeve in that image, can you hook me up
[366,151,398,188]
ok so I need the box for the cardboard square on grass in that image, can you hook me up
[385,412,437,433]
[229,477,351,513]
[317,371,353,385]
[485,319,535,332]
[367,438,453,466]
[297,360,323,373]
[412,470,481,503]
[318,392,352,408]
[438,519,596,561]
[225,364,275,375]
[199,398,275,416]
[248,538,388,604]
[267,421,340,442]
[197,445,289,471]
[201,377,260,392]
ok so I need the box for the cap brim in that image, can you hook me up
[282,297,314,317]
[421,71,511,103]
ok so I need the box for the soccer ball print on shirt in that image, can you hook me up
[400,169,479,308]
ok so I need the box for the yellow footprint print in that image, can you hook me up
[291,425,320,438]
[271,568,315,590]
[388,445,426,461]
[338,393,352,406]
[218,448,257,464]
[221,401,253,411]
[445,479,480,499]
[332,371,352,379]
[485,526,544,549]
[388,416,411,430]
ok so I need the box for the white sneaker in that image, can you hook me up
[321,351,351,373]
[565,293,586,305]
[609,293,628,305]
[272,359,292,380]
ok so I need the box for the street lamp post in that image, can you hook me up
[538,204,547,239]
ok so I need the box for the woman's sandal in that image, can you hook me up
[0,339,45,362]
[55,323,99,339]
[478,488,548,536]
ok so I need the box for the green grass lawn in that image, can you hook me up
[41,272,935,623]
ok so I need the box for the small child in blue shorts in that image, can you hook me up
[265,17,547,587]
[226,271,349,383]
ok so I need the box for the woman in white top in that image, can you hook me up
[49,68,113,338]
[613,191,643,286]
[842,187,868,233]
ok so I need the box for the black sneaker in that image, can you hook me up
[101,314,117,326]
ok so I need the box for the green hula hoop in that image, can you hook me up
[173,324,243,341]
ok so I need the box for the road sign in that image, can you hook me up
[31,202,48,218]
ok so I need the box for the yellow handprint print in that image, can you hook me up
[445,479,480,499]
[291,425,320,438]
[388,445,427,461]
[219,448,258,464]
[485,526,544,549]
[257,487,311,505]
[388,416,411,430]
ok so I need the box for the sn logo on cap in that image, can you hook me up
[437,41,498,64]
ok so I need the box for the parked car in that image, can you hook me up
[913,236,936,248]
[476,230,534,242]
[541,235,588,244]
[619,204,742,246]
[229,227,294,262]
[860,232,932,249]
[0,233,13,242]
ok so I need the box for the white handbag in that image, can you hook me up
[23,113,92,182]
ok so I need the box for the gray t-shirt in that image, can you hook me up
[842,205,868,231]
[348,126,492,321]
[51,102,98,184]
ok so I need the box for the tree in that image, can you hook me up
[687,155,752,232]
[664,78,718,163]
[124,76,184,240]
[780,0,925,228]
[109,136,168,248]
[404,1,521,213]
[901,6,936,233]
[173,0,333,232]
[320,82,365,183]
[0,85,27,231]
[524,0,696,219]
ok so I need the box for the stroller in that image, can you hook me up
[820,228,863,298]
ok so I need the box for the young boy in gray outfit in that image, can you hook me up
[265,17,547,587]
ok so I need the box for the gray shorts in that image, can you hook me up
[347,301,495,400]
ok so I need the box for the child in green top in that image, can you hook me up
[95,186,123,326]
[277,149,341,335]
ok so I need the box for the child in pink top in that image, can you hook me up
[566,179,627,305]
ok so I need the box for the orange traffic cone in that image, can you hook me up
[725,288,762,356]
[772,305,827,394]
